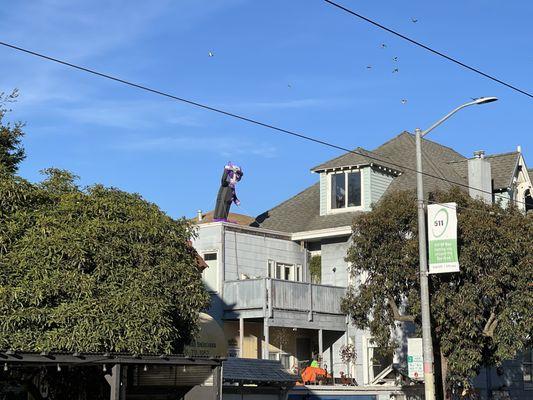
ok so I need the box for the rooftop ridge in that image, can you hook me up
[447,151,520,163]
[251,182,319,226]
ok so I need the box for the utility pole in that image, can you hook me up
[414,97,497,400]
[415,127,436,400]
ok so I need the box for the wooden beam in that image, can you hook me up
[239,317,244,358]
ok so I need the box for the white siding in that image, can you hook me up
[370,167,394,205]
[319,172,327,216]
[224,230,305,281]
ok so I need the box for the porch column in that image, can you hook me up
[263,318,270,359]
[105,364,124,400]
[318,329,323,363]
[239,317,244,358]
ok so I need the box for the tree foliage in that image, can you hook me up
[0,90,25,174]
[0,168,210,354]
[343,188,532,386]
[309,255,322,284]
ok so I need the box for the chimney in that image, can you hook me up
[197,210,203,222]
[517,145,522,153]
[468,150,492,204]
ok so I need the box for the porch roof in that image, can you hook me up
[223,358,298,386]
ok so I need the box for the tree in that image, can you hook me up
[0,168,210,354]
[309,254,322,284]
[0,90,25,174]
[342,188,532,393]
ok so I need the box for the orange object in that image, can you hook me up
[301,366,328,383]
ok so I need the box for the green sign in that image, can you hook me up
[428,203,459,274]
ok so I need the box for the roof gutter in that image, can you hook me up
[291,226,352,241]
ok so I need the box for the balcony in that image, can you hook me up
[222,278,347,331]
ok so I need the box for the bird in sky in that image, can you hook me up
[287,84,292,88]
[366,65,372,69]
[393,56,398,62]
[392,68,399,73]
[401,99,408,104]
[381,43,387,48]
[411,18,418,23]
[208,51,214,57]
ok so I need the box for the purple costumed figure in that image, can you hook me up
[213,162,243,222]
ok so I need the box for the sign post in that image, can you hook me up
[428,202,460,274]
[408,338,424,381]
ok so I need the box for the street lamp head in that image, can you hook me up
[473,96,498,105]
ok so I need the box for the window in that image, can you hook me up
[201,252,218,292]
[295,265,302,282]
[363,337,393,384]
[524,347,533,387]
[329,170,362,211]
[267,260,302,282]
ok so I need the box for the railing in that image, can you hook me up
[223,278,345,315]
[223,278,265,310]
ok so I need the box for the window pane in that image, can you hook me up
[284,266,291,280]
[331,173,346,209]
[202,253,218,292]
[203,253,217,261]
[276,264,282,279]
[347,171,361,207]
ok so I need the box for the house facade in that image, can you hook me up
[193,132,532,399]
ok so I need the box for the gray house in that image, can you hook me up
[193,132,532,398]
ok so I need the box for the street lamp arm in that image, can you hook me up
[419,97,498,137]
[419,101,477,137]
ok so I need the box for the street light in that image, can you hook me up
[414,96,497,400]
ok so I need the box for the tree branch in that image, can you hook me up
[388,296,415,322]
[482,312,499,338]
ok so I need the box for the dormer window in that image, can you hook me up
[328,170,362,211]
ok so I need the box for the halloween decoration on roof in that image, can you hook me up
[213,162,243,222]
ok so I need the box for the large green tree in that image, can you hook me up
[0,90,25,174]
[343,188,532,392]
[0,167,209,354]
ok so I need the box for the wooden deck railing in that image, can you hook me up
[223,278,345,316]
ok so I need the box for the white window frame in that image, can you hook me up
[201,250,219,293]
[326,169,364,214]
[267,261,303,282]
[362,336,392,385]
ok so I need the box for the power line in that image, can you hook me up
[323,0,533,99]
[0,40,528,207]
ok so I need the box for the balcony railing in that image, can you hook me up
[223,278,345,316]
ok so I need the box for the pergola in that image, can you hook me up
[0,350,223,400]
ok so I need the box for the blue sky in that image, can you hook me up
[1,0,531,219]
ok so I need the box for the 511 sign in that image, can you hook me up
[427,202,460,274]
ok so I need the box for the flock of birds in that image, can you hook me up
[207,17,419,106]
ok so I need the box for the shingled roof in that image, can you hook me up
[310,146,400,173]
[448,152,520,191]
[223,358,297,386]
[253,132,522,234]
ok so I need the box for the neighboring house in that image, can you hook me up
[192,132,531,399]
